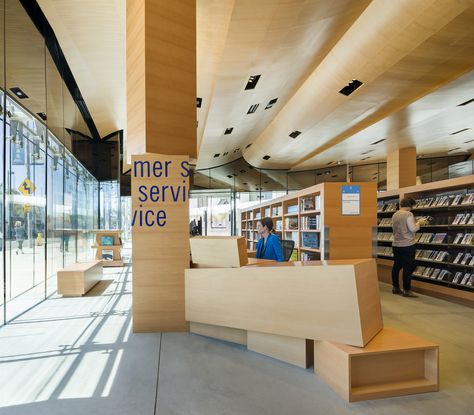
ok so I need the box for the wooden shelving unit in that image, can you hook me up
[240,182,377,261]
[93,230,124,267]
[376,175,474,306]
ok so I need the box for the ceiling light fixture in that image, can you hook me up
[371,139,386,145]
[214,153,220,158]
[262,155,271,160]
[247,104,259,114]
[339,79,363,96]
[458,98,474,107]
[10,87,29,99]
[265,98,278,110]
[447,147,461,152]
[450,128,470,135]
[245,75,261,90]
[289,130,301,139]
[224,127,234,135]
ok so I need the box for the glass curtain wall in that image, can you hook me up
[0,0,99,325]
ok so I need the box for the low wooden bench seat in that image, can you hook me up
[57,261,103,296]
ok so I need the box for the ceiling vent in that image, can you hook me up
[360,157,371,161]
[371,139,385,145]
[289,130,301,139]
[196,97,202,108]
[361,150,374,155]
[224,127,234,135]
[265,98,278,109]
[247,104,259,114]
[10,87,28,99]
[464,139,474,143]
[214,153,220,158]
[339,79,363,96]
[458,98,474,106]
[448,147,461,152]
[450,128,470,135]
[245,143,252,149]
[262,155,271,160]
[245,75,261,90]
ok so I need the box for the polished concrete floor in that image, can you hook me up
[0,265,473,415]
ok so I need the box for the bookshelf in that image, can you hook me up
[93,230,124,267]
[376,175,474,306]
[240,182,377,261]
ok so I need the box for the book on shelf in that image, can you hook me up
[460,273,471,285]
[255,212,261,219]
[460,234,474,245]
[264,208,271,217]
[431,233,447,244]
[453,233,464,244]
[101,235,114,246]
[102,249,114,261]
[459,213,471,225]
[284,217,298,230]
[461,254,472,265]
[271,206,282,216]
[469,255,474,266]
[301,232,319,249]
[431,268,441,279]
[300,197,315,212]
[453,272,463,284]
[461,193,474,205]
[300,215,320,230]
[453,252,463,264]
[452,214,464,225]
[275,220,283,231]
[467,275,474,287]
[287,204,299,214]
[301,251,319,261]
[452,194,463,205]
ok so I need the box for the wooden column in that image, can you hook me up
[127,0,196,332]
[386,147,416,191]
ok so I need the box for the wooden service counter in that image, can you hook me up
[186,259,383,349]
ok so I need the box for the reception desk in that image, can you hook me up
[186,259,382,348]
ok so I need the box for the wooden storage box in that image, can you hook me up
[314,327,439,402]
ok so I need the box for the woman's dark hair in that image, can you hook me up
[400,197,416,208]
[258,217,274,231]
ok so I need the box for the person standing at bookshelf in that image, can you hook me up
[256,217,284,262]
[391,197,426,297]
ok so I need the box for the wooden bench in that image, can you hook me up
[57,261,103,296]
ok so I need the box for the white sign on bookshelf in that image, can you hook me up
[342,185,361,216]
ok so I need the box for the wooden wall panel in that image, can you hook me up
[144,0,197,158]
[323,182,377,260]
[132,154,190,332]
[387,147,417,190]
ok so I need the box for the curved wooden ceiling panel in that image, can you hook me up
[244,0,474,169]
[196,0,371,169]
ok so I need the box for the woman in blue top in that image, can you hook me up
[256,217,285,262]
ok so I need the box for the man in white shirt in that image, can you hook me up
[391,197,426,297]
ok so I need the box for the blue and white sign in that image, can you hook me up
[342,185,360,216]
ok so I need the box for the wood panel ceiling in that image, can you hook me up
[37,0,474,175]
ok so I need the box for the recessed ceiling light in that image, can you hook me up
[464,139,474,143]
[458,98,474,106]
[243,182,247,185]
[223,152,228,156]
[224,127,234,135]
[245,75,261,90]
[289,130,301,139]
[339,79,363,96]
[360,157,371,161]
[196,97,202,108]
[265,98,278,110]
[245,143,252,149]
[447,147,461,152]
[371,139,386,145]
[37,112,47,121]
[361,150,374,155]
[227,175,232,178]
[262,155,271,160]
[450,128,470,135]
[214,153,220,158]
[247,104,259,114]
[10,87,28,99]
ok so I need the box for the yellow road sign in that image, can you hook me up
[19,178,35,196]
